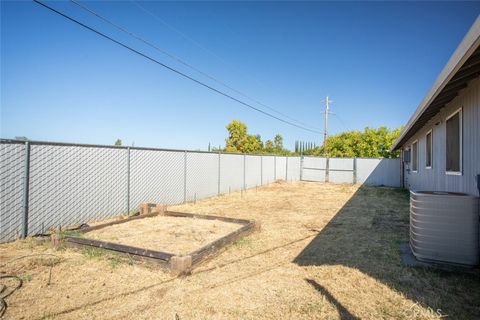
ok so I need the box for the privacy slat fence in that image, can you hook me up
[301,156,401,187]
[0,139,400,243]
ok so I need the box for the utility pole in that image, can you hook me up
[322,96,334,183]
[323,96,329,155]
[322,96,335,156]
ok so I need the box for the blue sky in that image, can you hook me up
[1,1,479,150]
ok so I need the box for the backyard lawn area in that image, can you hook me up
[1,181,479,319]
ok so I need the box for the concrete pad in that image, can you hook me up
[400,241,479,274]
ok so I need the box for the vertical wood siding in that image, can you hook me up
[402,77,480,196]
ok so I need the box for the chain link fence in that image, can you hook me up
[0,139,302,243]
[1,139,401,243]
[1,143,25,242]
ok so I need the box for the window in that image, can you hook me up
[403,149,411,163]
[446,108,462,174]
[425,130,432,168]
[411,140,418,172]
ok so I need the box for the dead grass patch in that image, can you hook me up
[82,215,241,255]
[0,181,478,319]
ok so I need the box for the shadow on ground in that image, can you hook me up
[294,185,480,319]
[305,278,360,320]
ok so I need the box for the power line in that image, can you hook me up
[131,0,266,90]
[69,0,321,131]
[331,113,352,133]
[33,0,322,134]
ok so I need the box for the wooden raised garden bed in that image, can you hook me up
[54,204,259,274]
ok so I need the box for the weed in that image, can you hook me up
[82,246,131,268]
[128,210,139,217]
[233,237,253,249]
[19,274,33,282]
[107,253,125,268]
[59,230,84,239]
[82,247,107,259]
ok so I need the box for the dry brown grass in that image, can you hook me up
[83,215,241,255]
[0,181,479,319]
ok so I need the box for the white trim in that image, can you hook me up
[411,140,418,173]
[425,129,433,169]
[445,107,462,121]
[446,171,462,176]
[445,107,463,175]
[391,17,480,151]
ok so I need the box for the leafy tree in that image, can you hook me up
[265,140,274,152]
[224,120,290,154]
[114,139,122,146]
[225,120,248,152]
[224,120,262,153]
[245,134,263,153]
[222,120,400,157]
[315,126,402,158]
[274,134,283,151]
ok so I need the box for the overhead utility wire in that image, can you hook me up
[331,113,352,132]
[34,0,322,134]
[70,0,320,131]
[131,0,266,90]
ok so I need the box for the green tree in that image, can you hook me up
[274,134,283,151]
[223,120,294,155]
[245,134,263,153]
[265,140,274,152]
[225,120,248,152]
[225,120,263,153]
[316,126,402,158]
[114,139,122,146]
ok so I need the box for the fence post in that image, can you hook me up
[21,141,30,239]
[183,151,187,203]
[243,154,246,190]
[300,156,303,181]
[353,157,357,184]
[126,147,131,214]
[260,156,263,185]
[285,156,288,181]
[325,157,330,183]
[274,155,276,180]
[218,152,221,195]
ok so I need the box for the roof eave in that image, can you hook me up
[391,16,480,151]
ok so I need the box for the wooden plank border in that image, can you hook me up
[77,211,160,233]
[164,211,252,225]
[190,220,258,265]
[63,239,171,268]
[61,209,259,275]
[65,236,174,261]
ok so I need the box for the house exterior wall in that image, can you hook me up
[402,77,480,196]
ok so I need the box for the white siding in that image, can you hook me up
[403,77,480,196]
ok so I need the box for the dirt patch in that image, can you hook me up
[82,215,241,255]
[0,182,479,319]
